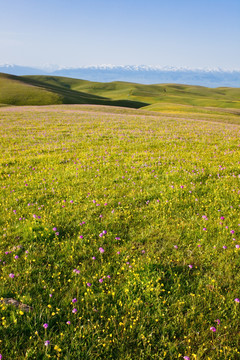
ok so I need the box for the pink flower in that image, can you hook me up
[234,298,240,303]
[9,273,15,278]
[43,323,48,329]
[99,278,103,283]
[99,247,105,253]
[215,319,220,325]
[188,265,193,269]
[72,308,77,313]
[210,327,216,332]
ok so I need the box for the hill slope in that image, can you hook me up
[24,75,240,110]
[1,73,240,110]
[0,73,148,108]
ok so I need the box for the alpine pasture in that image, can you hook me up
[0,104,240,359]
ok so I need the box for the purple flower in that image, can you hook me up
[117,251,120,254]
[72,308,77,313]
[234,298,240,303]
[72,298,77,303]
[115,237,121,240]
[107,275,111,278]
[236,245,240,249]
[215,319,220,325]
[203,228,207,231]
[87,283,92,287]
[9,273,15,278]
[92,256,96,260]
[102,230,107,235]
[44,340,50,346]
[99,233,103,237]
[0,354,2,359]
[230,230,235,234]
[210,327,216,332]
[183,357,190,360]
[174,245,178,249]
[73,269,80,274]
[43,323,48,329]
[14,255,19,259]
[99,278,103,283]
[66,321,71,325]
[223,246,227,249]
[99,247,105,253]
[220,216,225,220]
[49,294,53,297]
[53,227,57,231]
[188,265,193,269]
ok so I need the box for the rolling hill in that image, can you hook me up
[0,73,147,108]
[1,73,240,112]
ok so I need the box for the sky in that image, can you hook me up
[0,0,239,70]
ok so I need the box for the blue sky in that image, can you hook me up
[0,0,239,69]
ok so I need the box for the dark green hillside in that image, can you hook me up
[1,73,240,110]
[0,73,147,108]
[25,75,240,110]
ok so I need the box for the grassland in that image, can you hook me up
[1,73,240,114]
[0,104,240,359]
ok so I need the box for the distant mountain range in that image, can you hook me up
[0,64,240,87]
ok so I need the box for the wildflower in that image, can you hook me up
[210,327,216,332]
[99,247,105,253]
[183,357,190,360]
[9,273,15,278]
[44,340,50,346]
[14,255,19,259]
[72,298,77,303]
[188,265,193,269]
[0,354,2,359]
[53,227,57,231]
[92,256,96,260]
[235,245,240,249]
[72,308,77,313]
[223,246,227,249]
[43,323,48,329]
[66,321,71,325]
[215,319,220,325]
[234,298,240,303]
[174,245,178,249]
[230,230,235,234]
[87,283,92,287]
[99,278,103,283]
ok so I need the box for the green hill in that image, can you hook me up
[0,73,147,108]
[1,73,240,110]
[25,75,240,110]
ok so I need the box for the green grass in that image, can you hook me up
[0,73,147,108]
[0,104,240,359]
[2,73,240,112]
[24,76,240,110]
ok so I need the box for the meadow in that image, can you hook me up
[0,104,240,359]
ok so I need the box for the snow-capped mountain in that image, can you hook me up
[1,64,240,87]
